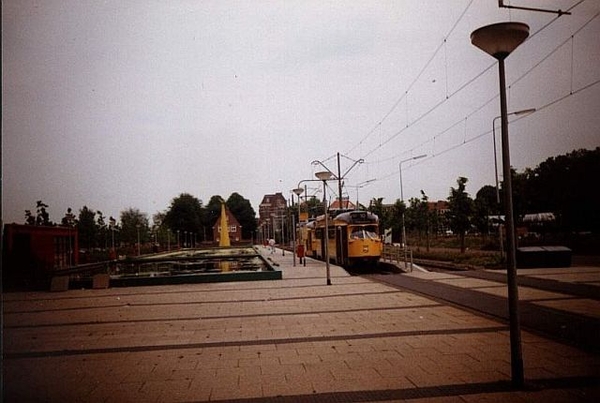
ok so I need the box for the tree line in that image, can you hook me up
[22,192,258,254]
[20,147,598,255]
[367,147,599,252]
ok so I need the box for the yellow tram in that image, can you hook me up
[298,211,382,268]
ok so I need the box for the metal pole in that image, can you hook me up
[292,194,297,267]
[304,184,308,267]
[492,117,505,260]
[137,225,141,256]
[492,116,502,205]
[399,162,408,268]
[323,180,331,285]
[337,152,343,210]
[499,58,524,387]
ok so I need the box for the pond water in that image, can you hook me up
[111,247,271,279]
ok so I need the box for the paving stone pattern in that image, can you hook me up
[3,247,599,402]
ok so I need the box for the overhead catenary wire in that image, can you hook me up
[351,0,589,165]
[375,77,600,187]
[358,2,595,166]
[344,0,475,156]
[357,4,597,193]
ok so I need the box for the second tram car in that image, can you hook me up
[299,210,382,267]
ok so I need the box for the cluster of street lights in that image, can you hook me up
[294,171,335,284]
[266,21,531,387]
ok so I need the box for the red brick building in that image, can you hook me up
[329,197,356,212]
[258,193,288,243]
[212,207,243,244]
[258,192,287,223]
[3,224,79,288]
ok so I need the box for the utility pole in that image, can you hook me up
[312,153,364,211]
[337,153,343,210]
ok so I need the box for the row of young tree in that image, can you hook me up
[23,147,597,254]
[367,177,481,253]
[23,192,258,252]
[367,147,599,252]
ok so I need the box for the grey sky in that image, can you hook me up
[2,0,599,225]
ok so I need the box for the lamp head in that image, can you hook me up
[471,22,529,60]
[293,188,304,196]
[315,171,333,181]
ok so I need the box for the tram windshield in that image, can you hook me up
[350,226,378,240]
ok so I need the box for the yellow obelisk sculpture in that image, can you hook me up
[219,202,231,247]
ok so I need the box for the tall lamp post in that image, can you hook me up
[472,21,529,388]
[136,224,141,256]
[399,154,427,265]
[315,171,334,285]
[292,188,304,267]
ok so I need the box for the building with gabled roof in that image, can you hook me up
[212,206,243,244]
[329,197,356,212]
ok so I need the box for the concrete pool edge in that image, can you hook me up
[69,246,282,289]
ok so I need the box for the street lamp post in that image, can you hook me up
[270,214,277,246]
[399,154,427,267]
[472,21,529,388]
[281,205,286,256]
[292,188,304,267]
[111,225,115,254]
[315,171,334,285]
[136,224,141,256]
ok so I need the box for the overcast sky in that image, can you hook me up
[2,0,599,225]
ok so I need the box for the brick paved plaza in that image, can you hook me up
[3,247,599,402]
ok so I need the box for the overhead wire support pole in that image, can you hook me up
[498,0,571,16]
[312,154,364,211]
[337,153,343,210]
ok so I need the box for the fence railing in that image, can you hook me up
[381,244,413,272]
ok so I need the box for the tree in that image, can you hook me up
[164,193,204,242]
[25,210,35,225]
[524,147,600,232]
[473,185,498,240]
[77,206,98,250]
[305,196,324,218]
[368,197,389,235]
[108,216,120,250]
[226,192,257,240]
[25,200,52,226]
[406,191,432,251]
[447,177,474,253]
[96,211,108,249]
[389,199,406,244]
[36,201,52,226]
[204,195,224,242]
[120,208,149,246]
[61,208,78,227]
[152,211,169,246]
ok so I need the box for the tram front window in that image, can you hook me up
[350,226,378,240]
